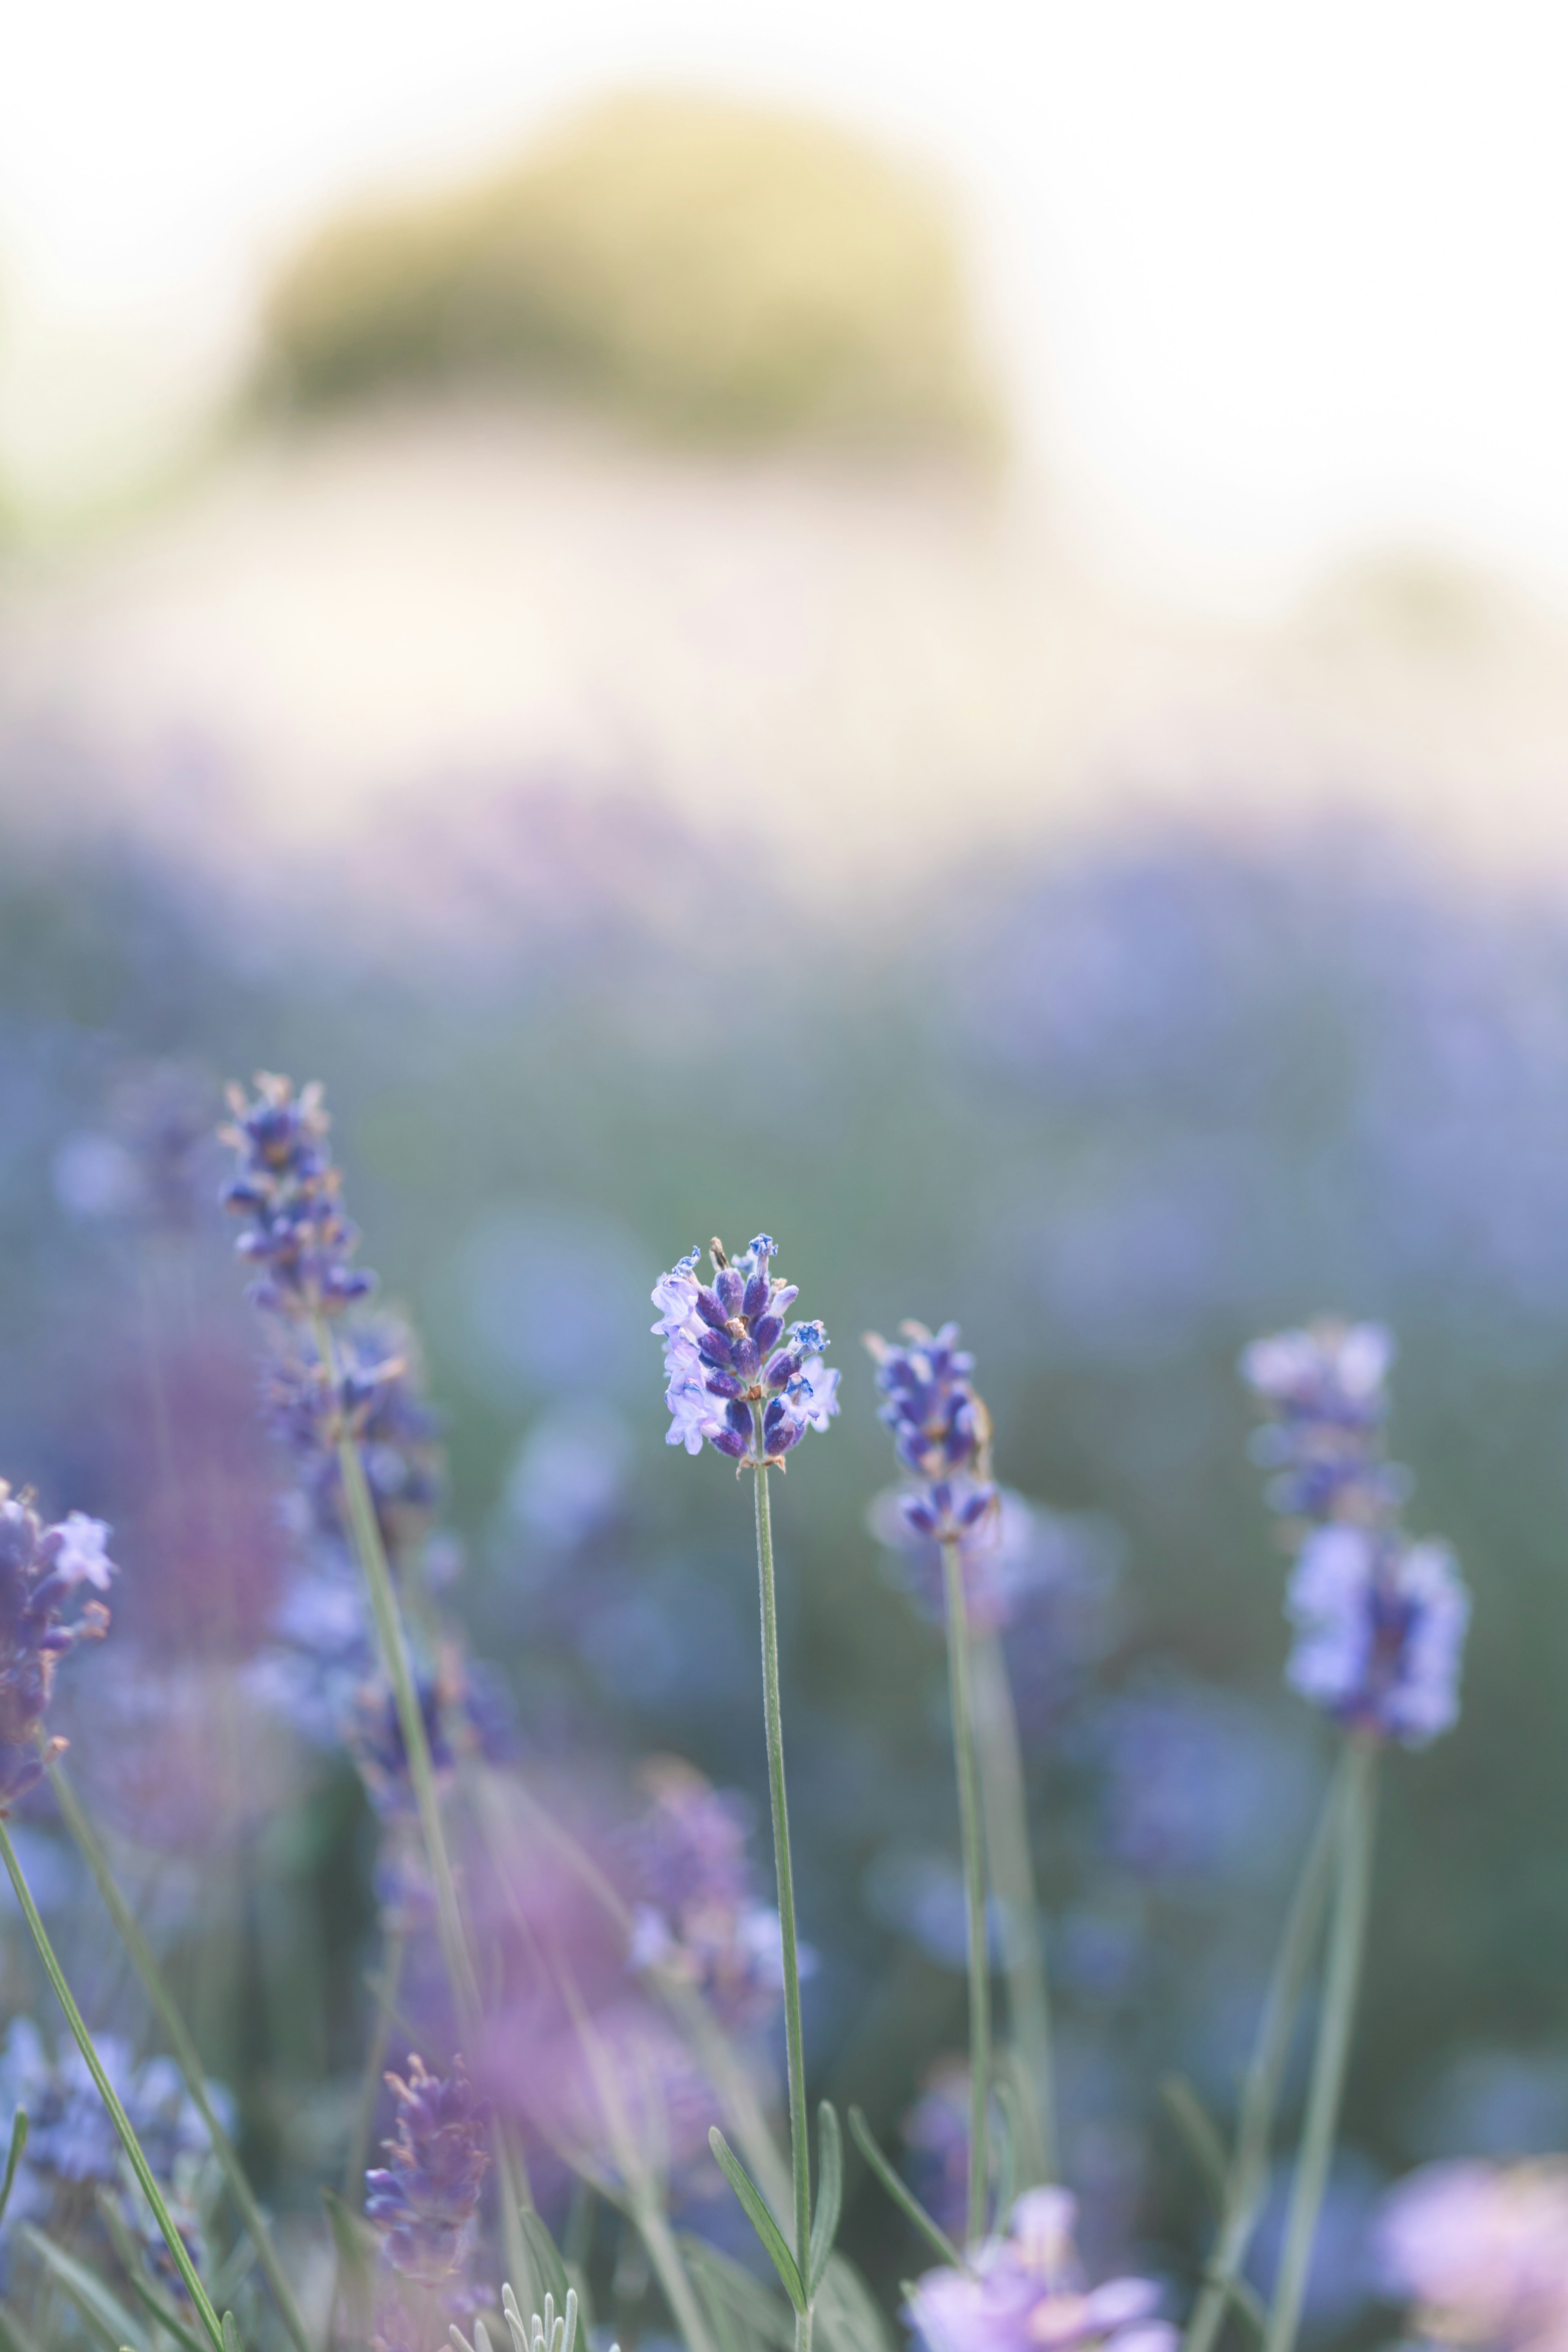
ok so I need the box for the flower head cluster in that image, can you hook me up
[220,1073,374,1317]
[265,1315,442,1558]
[0,2018,226,2294]
[0,1489,116,1808]
[365,2054,490,2283]
[653,1236,838,1466]
[906,2189,1174,2352]
[347,1666,460,1819]
[624,1757,788,2030]
[865,1321,997,1547]
[1373,2158,1568,2352]
[1240,1320,1403,1525]
[1241,1320,1470,1748]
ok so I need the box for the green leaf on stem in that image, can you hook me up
[221,2315,245,2352]
[1159,2075,1232,2220]
[709,2127,806,2312]
[808,2100,843,2295]
[846,2107,964,2272]
[0,2107,27,2226]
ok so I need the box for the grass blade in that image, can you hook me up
[808,2101,843,2296]
[709,2127,806,2312]
[1160,2075,1232,2220]
[0,2107,27,2226]
[846,2108,963,2272]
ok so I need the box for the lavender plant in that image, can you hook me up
[653,1236,841,2352]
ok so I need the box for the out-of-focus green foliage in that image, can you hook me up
[259,92,997,451]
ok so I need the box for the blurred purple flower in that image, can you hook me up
[266,1315,443,1563]
[1373,2158,1568,2351]
[1286,1523,1469,1747]
[1091,1682,1319,1887]
[624,1756,789,2031]
[654,1235,837,1465]
[900,2056,978,2243]
[0,1484,115,1809]
[864,1321,997,1548]
[365,2053,490,2284]
[220,1072,374,1318]
[1240,1320,1404,1525]
[906,2187,1174,2352]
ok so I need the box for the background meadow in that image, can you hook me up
[2,9,1568,2343]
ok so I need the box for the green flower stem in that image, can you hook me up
[750,1431,813,2352]
[45,1757,314,2352]
[345,1927,406,2201]
[969,1626,1054,2187]
[1263,1739,1379,2352]
[1180,1749,1349,2352]
[0,1815,225,2352]
[940,1540,992,2248]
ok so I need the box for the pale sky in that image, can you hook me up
[2,0,1566,615]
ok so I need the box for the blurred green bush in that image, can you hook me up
[259,92,996,451]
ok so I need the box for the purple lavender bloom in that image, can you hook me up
[0,1485,116,1809]
[347,1666,458,1818]
[365,2053,490,2283]
[653,1235,837,1466]
[265,1315,443,1559]
[864,1321,998,1548]
[1239,1320,1404,1525]
[1372,2158,1568,2351]
[1242,1318,1470,1746]
[220,1073,374,1318]
[900,2056,979,2243]
[906,2188,1175,2352]
[623,1757,788,2030]
[1286,1524,1470,1747]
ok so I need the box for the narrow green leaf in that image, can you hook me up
[521,2206,572,2314]
[221,2318,245,2352]
[846,2109,963,2272]
[20,2224,147,2352]
[94,2187,213,2352]
[708,2127,806,2312]
[808,2101,843,2296]
[990,2074,1018,2229]
[1159,2074,1231,2221]
[0,2107,27,2226]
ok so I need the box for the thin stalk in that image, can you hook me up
[0,1817,225,2351]
[940,1541,992,2249]
[969,1626,1054,2187]
[751,1433,813,2352]
[345,1929,406,2201]
[315,1315,537,2307]
[46,1758,314,2352]
[1263,1740,1378,2352]
[1182,1752,1350,2352]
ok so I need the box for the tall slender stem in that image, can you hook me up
[46,1758,313,2352]
[1263,1740,1378,2352]
[751,1434,813,2352]
[941,1540,992,2248]
[1182,1751,1348,2352]
[0,1817,225,2352]
[969,1627,1053,2187]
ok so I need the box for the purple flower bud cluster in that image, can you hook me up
[1372,2157,1568,2350]
[1239,1321,1406,1524]
[365,2053,490,2283]
[220,1074,374,1318]
[906,2189,1174,2352]
[623,1758,788,2031]
[864,1321,997,1546]
[347,1664,460,1820]
[0,1489,116,1809]
[653,1235,839,1465]
[1241,1321,1470,1747]
[265,1316,442,1558]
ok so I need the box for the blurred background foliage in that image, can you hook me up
[0,766,1564,2336]
[258,93,995,451]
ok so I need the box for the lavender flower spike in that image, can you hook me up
[1243,1316,1471,1747]
[365,2052,490,2283]
[652,1234,838,1467]
[220,1072,374,1319]
[906,2188,1175,2352]
[864,1321,997,1545]
[0,1486,116,1809]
